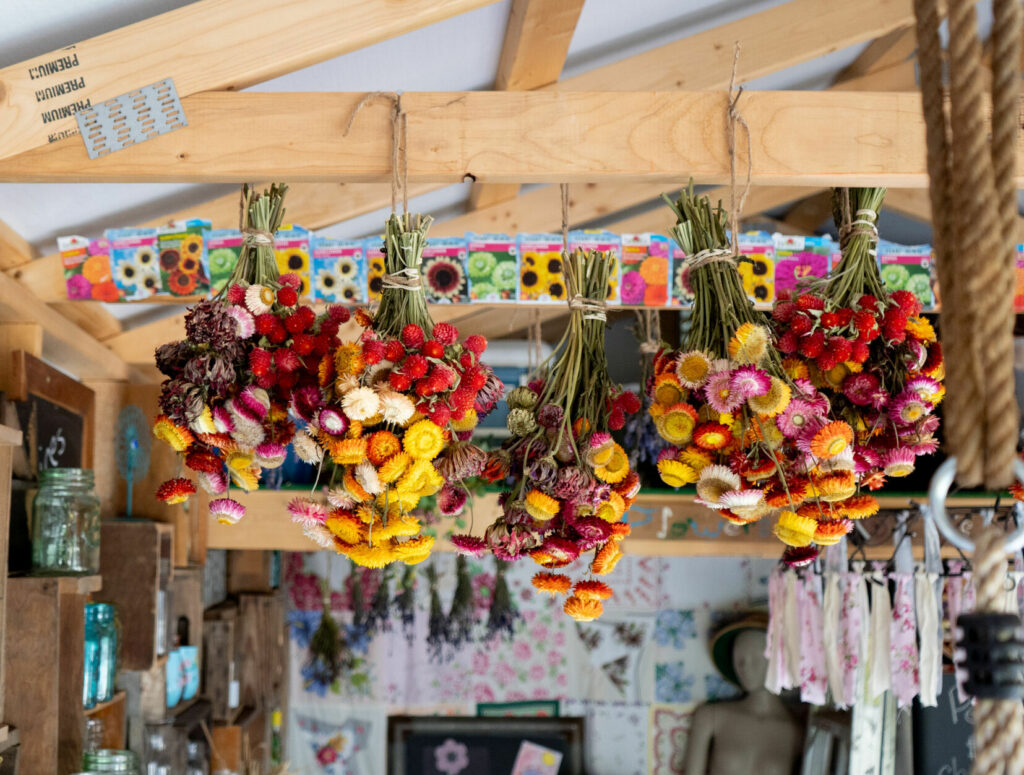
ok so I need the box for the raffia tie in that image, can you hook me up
[381,267,421,292]
[839,207,880,257]
[686,248,736,269]
[569,294,607,322]
[241,228,274,247]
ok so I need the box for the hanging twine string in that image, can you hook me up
[343,91,410,215]
[726,42,752,255]
[237,186,276,247]
[560,183,571,254]
[636,309,662,355]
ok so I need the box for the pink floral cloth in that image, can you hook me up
[889,573,920,708]
[945,564,974,703]
[765,568,792,694]
[798,573,827,705]
[839,571,868,708]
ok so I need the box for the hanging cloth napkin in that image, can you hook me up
[798,571,827,705]
[868,564,892,701]
[783,570,801,691]
[915,513,943,707]
[840,563,870,708]
[822,542,845,705]
[945,560,975,703]
[888,517,919,709]
[765,566,790,694]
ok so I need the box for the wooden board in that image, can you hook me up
[0,427,20,723]
[202,613,238,723]
[1,90,1015,186]
[226,550,276,595]
[169,566,204,651]
[0,0,500,162]
[83,691,126,749]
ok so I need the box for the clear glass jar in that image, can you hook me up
[83,603,100,709]
[81,749,140,774]
[32,468,101,575]
[94,603,117,703]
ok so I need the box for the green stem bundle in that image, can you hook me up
[219,183,289,294]
[373,212,435,339]
[826,187,888,308]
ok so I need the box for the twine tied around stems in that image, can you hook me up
[241,228,274,246]
[838,188,880,254]
[381,266,422,292]
[636,309,662,355]
[569,294,607,322]
[727,42,752,255]
[686,247,736,269]
[343,91,409,214]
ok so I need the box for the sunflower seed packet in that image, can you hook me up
[365,237,386,303]
[620,233,670,306]
[59,235,123,302]
[106,227,161,300]
[669,243,695,307]
[274,225,311,298]
[204,229,242,295]
[466,233,517,302]
[157,219,210,297]
[518,233,566,303]
[569,230,622,304]
[311,237,366,304]
[735,231,775,306]
[772,233,834,299]
[1014,244,1024,312]
[879,240,935,310]
[421,236,468,304]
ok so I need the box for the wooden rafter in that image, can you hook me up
[468,0,587,210]
[0,219,36,271]
[0,0,501,162]
[0,90,1008,185]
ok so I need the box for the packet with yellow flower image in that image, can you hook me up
[1014,244,1024,312]
[421,236,468,304]
[364,237,386,303]
[735,231,775,306]
[106,227,161,300]
[203,229,242,295]
[311,236,366,304]
[274,224,311,298]
[158,219,210,297]
[59,235,123,303]
[620,232,670,306]
[570,230,622,304]
[517,233,565,303]
[466,232,517,302]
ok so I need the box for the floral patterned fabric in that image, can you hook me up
[888,573,919,708]
[797,573,827,705]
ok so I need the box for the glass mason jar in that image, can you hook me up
[83,603,100,709]
[32,468,101,575]
[94,603,117,703]
[81,749,141,774]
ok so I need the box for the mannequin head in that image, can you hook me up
[731,628,768,692]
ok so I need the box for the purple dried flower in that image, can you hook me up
[155,340,192,378]
[536,403,564,429]
[437,484,468,516]
[526,457,558,488]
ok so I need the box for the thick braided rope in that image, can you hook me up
[947,0,1013,487]
[971,524,1024,775]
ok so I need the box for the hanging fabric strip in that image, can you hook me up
[914,567,941,707]
[764,567,789,694]
[840,566,869,708]
[823,569,844,705]
[889,572,920,709]
[868,567,892,701]
[798,572,827,705]
[945,561,975,703]
[782,570,801,691]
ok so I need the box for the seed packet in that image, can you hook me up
[878,240,936,310]
[365,237,386,303]
[1014,245,1024,312]
[274,225,311,298]
[106,227,161,300]
[466,233,518,302]
[619,233,671,306]
[60,235,123,302]
[669,243,695,307]
[772,234,835,299]
[157,219,211,297]
[310,237,366,304]
[204,229,242,295]
[421,236,468,304]
[569,230,622,304]
[518,234,566,303]
[736,231,776,305]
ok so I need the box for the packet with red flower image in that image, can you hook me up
[421,236,468,304]
[158,219,210,297]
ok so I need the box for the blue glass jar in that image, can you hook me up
[32,468,101,575]
[94,603,117,703]
[83,603,100,708]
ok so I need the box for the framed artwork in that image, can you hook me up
[387,716,584,775]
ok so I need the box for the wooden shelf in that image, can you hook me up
[207,488,989,559]
[84,691,126,750]
[0,424,21,447]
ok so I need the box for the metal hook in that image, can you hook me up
[927,456,1024,554]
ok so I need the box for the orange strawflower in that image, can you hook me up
[837,494,880,519]
[574,580,613,600]
[564,595,603,622]
[809,421,853,460]
[531,572,572,595]
[591,541,623,575]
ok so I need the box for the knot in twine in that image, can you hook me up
[381,266,421,292]
[569,294,607,322]
[241,227,275,247]
[840,207,880,254]
[686,247,736,269]
[639,340,662,355]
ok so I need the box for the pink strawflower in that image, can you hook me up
[911,436,940,455]
[227,306,255,339]
[703,369,743,413]
[889,390,931,426]
[237,386,270,422]
[290,385,323,423]
[730,365,771,400]
[843,373,880,407]
[255,442,287,468]
[881,447,916,477]
[437,484,468,516]
[287,497,328,528]
[570,516,613,547]
[198,468,228,495]
[656,446,680,464]
[210,497,245,525]
[777,399,819,438]
[540,537,581,563]
[905,375,942,402]
[212,405,234,433]
[317,408,348,437]
[450,534,488,557]
[853,445,882,474]
[719,489,764,509]
[589,431,612,449]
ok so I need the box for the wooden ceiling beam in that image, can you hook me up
[0,90,1004,186]
[0,218,37,271]
[0,0,501,162]
[468,0,587,211]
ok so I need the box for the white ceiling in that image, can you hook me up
[0,0,992,325]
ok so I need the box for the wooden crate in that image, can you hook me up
[84,691,126,750]
[226,550,277,594]
[202,607,239,723]
[236,593,286,710]
[4,575,101,775]
[0,424,22,721]
[210,706,267,774]
[93,520,173,670]
[169,566,204,650]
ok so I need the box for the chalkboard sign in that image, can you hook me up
[913,673,974,775]
[5,351,93,474]
[388,716,584,775]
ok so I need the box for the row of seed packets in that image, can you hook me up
[58,225,948,311]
